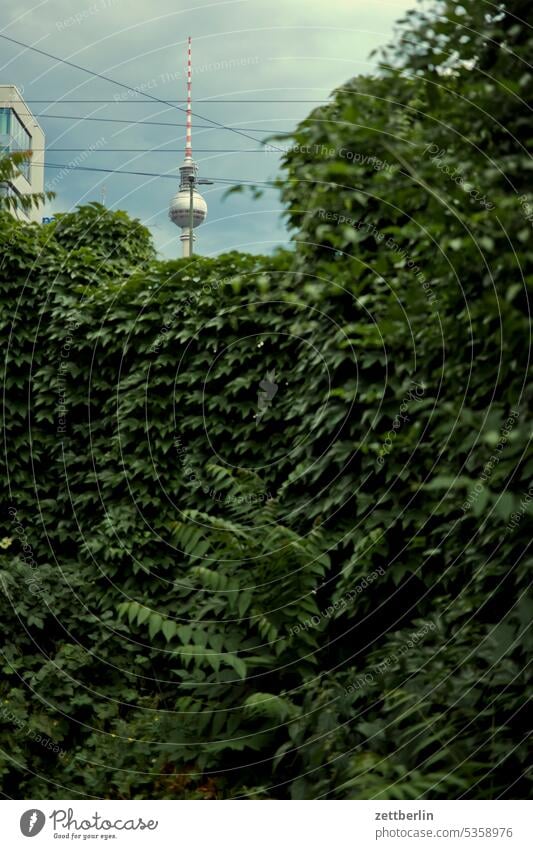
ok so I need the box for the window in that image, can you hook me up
[0,107,32,181]
[0,107,10,135]
[0,108,11,157]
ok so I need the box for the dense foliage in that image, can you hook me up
[0,0,531,799]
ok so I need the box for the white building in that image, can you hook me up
[0,85,45,223]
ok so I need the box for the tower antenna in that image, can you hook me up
[185,36,192,160]
[169,37,212,257]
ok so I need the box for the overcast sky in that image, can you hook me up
[1,0,413,257]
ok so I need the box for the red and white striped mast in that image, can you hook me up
[168,36,208,257]
[185,36,192,161]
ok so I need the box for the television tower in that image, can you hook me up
[169,37,211,257]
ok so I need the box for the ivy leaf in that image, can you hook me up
[161,620,177,642]
[148,613,163,640]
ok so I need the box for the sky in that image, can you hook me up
[1,0,414,258]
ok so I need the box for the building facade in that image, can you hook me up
[0,85,45,223]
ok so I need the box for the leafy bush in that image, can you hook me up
[0,0,531,799]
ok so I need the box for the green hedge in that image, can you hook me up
[0,0,531,799]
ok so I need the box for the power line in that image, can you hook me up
[31,113,212,129]
[28,112,294,135]
[0,32,285,152]
[35,147,288,153]
[23,99,330,104]
[44,161,280,185]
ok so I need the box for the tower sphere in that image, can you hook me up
[169,188,207,228]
